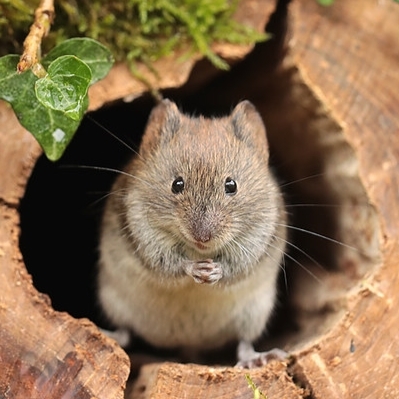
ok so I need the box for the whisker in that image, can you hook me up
[285,253,322,284]
[86,193,114,208]
[285,204,342,209]
[62,164,133,178]
[276,223,359,252]
[274,236,325,272]
[280,254,287,291]
[229,238,256,264]
[235,233,288,284]
[269,240,323,284]
[279,173,326,189]
[87,114,140,157]
[262,238,288,286]
[87,188,131,208]
[285,202,372,209]
[61,164,155,190]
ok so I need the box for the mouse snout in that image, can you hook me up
[189,210,222,244]
[191,221,214,243]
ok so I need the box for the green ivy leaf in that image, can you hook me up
[0,55,83,161]
[42,38,114,84]
[35,55,91,121]
[0,38,114,161]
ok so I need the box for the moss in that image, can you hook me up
[0,0,266,72]
[0,0,36,55]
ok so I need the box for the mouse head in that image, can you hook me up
[127,99,281,264]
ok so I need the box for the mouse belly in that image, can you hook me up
[99,268,278,350]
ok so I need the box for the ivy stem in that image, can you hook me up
[17,0,55,76]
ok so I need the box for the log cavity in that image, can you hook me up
[18,5,381,365]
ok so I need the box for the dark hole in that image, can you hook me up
[18,100,151,325]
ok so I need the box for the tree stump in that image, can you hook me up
[1,0,398,398]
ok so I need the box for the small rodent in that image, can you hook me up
[98,99,288,367]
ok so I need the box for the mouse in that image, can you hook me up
[97,98,288,368]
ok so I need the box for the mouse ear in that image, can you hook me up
[231,101,269,154]
[140,99,181,156]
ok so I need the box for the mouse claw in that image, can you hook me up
[236,341,288,369]
[184,260,223,284]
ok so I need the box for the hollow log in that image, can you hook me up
[1,0,399,398]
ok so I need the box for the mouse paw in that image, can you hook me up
[184,259,223,284]
[236,341,288,369]
[99,327,131,348]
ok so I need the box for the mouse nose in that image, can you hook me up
[190,216,218,243]
[193,231,212,243]
[191,221,213,243]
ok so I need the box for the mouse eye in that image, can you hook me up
[225,177,237,195]
[172,176,185,194]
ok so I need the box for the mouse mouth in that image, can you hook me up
[194,242,208,251]
[179,229,216,253]
[186,238,215,254]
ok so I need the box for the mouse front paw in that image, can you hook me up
[183,259,223,284]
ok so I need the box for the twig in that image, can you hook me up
[17,0,55,75]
